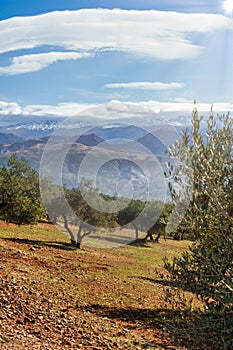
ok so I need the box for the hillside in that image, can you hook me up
[0,222,192,349]
[0,127,172,199]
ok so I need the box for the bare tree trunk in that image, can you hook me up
[154,232,161,242]
[76,225,83,249]
[135,227,139,239]
[63,215,76,245]
[144,231,154,241]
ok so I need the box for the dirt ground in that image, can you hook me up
[0,221,190,349]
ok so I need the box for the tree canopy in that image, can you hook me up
[0,155,44,224]
[165,108,233,348]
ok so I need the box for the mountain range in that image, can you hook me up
[0,116,183,200]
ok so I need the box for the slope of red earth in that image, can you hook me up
[0,222,191,349]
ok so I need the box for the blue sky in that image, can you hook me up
[0,0,232,119]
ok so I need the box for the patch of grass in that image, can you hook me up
[0,335,10,343]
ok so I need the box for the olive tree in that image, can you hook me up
[0,155,44,224]
[65,182,118,248]
[164,108,233,348]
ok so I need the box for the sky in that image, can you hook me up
[0,0,232,120]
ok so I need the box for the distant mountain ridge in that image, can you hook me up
[0,118,182,199]
[4,120,61,139]
[0,132,23,145]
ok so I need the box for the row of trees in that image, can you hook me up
[0,155,173,247]
[43,181,173,248]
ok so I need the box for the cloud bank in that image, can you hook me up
[0,99,232,122]
[0,9,230,62]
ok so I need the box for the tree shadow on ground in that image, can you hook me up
[128,236,167,247]
[89,234,137,245]
[76,304,232,350]
[2,237,76,251]
[139,276,179,288]
[77,304,187,349]
[128,238,153,247]
[138,276,210,295]
[76,304,190,348]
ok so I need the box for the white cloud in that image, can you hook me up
[105,82,185,90]
[82,100,233,120]
[0,9,231,61]
[0,51,90,75]
[0,99,232,120]
[23,102,93,117]
[0,100,23,115]
[0,100,92,117]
